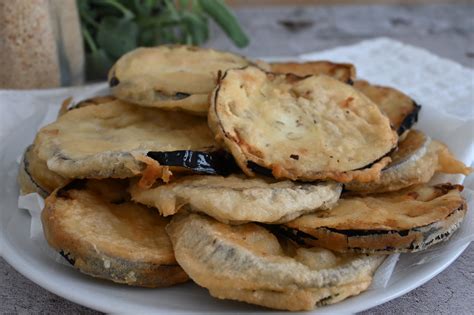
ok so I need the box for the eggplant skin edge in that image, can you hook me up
[147,150,239,176]
[274,203,465,254]
[397,101,422,135]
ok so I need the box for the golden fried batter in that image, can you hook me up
[18,145,69,197]
[109,46,262,115]
[285,184,467,253]
[130,175,341,224]
[42,179,188,287]
[270,61,356,83]
[167,213,384,311]
[35,99,217,179]
[346,130,471,193]
[209,67,397,182]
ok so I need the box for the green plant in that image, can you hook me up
[78,0,249,80]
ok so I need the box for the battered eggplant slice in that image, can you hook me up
[354,80,421,134]
[283,184,467,253]
[209,67,397,183]
[35,98,230,181]
[129,175,342,224]
[109,45,265,115]
[42,179,188,287]
[345,130,471,193]
[270,61,356,83]
[18,145,69,197]
[167,213,385,311]
[57,95,117,117]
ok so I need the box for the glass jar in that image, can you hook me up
[0,0,84,89]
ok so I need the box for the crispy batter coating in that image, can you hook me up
[209,67,397,182]
[129,175,342,224]
[35,99,217,179]
[167,213,384,311]
[285,184,467,253]
[109,46,262,115]
[346,130,472,193]
[18,145,69,197]
[354,80,421,134]
[42,179,188,287]
[270,61,356,83]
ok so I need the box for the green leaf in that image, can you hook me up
[181,12,208,45]
[199,0,249,48]
[97,16,138,59]
[131,0,154,16]
[77,0,100,28]
[90,0,135,19]
[157,26,178,45]
[79,0,250,83]
[81,26,98,52]
[85,49,114,80]
[163,0,180,20]
[136,15,180,29]
[139,27,157,46]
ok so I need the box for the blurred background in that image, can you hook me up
[210,0,473,64]
[0,0,472,88]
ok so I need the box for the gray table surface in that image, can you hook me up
[1,3,473,314]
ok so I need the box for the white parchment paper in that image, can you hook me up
[3,38,473,288]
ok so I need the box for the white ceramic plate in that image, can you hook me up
[1,38,473,313]
[0,100,469,314]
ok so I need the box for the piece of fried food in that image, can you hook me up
[209,66,397,183]
[346,130,471,194]
[57,95,117,117]
[108,45,264,115]
[18,145,69,197]
[35,98,221,180]
[167,213,384,311]
[41,179,189,287]
[270,61,356,83]
[282,184,466,253]
[354,80,421,134]
[129,175,342,224]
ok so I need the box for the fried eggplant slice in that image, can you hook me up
[58,95,117,117]
[167,213,384,311]
[346,130,472,193]
[209,67,397,183]
[354,80,421,134]
[35,98,226,180]
[129,175,342,224]
[18,145,69,197]
[283,184,467,253]
[41,179,188,287]
[270,61,356,83]
[109,45,265,115]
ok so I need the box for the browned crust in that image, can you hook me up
[18,145,50,197]
[269,156,392,183]
[133,154,172,188]
[354,80,420,134]
[41,182,188,287]
[18,145,70,197]
[57,97,73,117]
[108,45,267,115]
[282,184,467,253]
[58,95,117,117]
[284,203,465,254]
[209,68,396,183]
[270,61,356,83]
